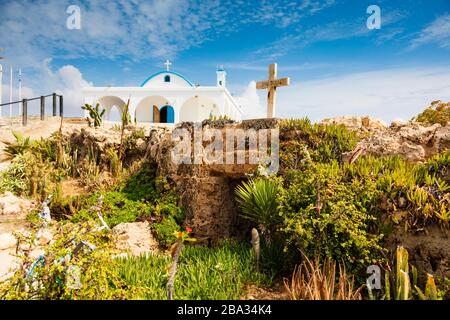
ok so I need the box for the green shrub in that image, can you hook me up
[151,216,180,247]
[121,164,158,202]
[414,100,450,126]
[279,161,386,275]
[280,118,358,169]
[0,157,27,195]
[72,191,153,227]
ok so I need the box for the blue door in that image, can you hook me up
[160,105,174,123]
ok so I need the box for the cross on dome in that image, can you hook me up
[164,59,172,71]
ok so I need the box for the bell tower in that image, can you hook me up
[216,65,226,87]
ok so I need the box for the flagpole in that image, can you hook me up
[18,68,22,115]
[0,64,3,115]
[0,64,3,113]
[9,66,12,118]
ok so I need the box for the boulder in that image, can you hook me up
[0,232,17,250]
[37,229,54,246]
[0,250,20,281]
[112,221,158,256]
[0,192,34,216]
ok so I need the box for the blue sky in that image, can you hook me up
[0,0,450,122]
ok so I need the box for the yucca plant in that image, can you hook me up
[235,178,281,234]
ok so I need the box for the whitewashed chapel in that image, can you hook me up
[83,61,242,124]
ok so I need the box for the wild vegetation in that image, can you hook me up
[0,105,449,300]
[413,100,450,126]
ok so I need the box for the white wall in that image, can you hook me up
[84,86,241,124]
[179,96,218,122]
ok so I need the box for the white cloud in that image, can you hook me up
[0,0,335,66]
[276,67,450,123]
[410,14,450,49]
[55,65,92,117]
[1,63,91,117]
[234,81,264,119]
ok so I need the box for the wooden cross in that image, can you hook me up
[256,63,290,118]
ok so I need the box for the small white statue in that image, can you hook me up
[39,196,52,224]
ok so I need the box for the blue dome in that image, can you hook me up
[140,70,194,87]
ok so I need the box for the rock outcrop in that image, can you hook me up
[0,192,34,216]
[112,221,158,256]
[146,120,278,243]
[320,116,387,132]
[347,122,450,162]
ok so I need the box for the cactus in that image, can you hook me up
[386,246,440,300]
[384,270,391,300]
[251,228,260,272]
[412,265,418,288]
[82,103,105,127]
[416,274,438,300]
[395,246,411,300]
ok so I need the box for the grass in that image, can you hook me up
[116,241,273,300]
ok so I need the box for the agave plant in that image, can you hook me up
[234,178,281,234]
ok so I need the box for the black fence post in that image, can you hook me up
[52,93,57,116]
[22,99,28,126]
[40,96,45,120]
[59,95,63,117]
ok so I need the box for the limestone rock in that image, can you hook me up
[0,232,17,250]
[37,229,53,246]
[29,248,45,261]
[320,116,387,131]
[112,221,158,256]
[0,192,34,216]
[347,122,450,162]
[0,250,20,281]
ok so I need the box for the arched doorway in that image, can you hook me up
[179,96,218,122]
[97,96,126,121]
[160,105,175,123]
[109,106,122,122]
[153,106,160,123]
[135,96,169,123]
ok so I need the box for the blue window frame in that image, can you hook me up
[164,75,171,82]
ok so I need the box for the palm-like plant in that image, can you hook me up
[3,131,31,159]
[235,178,281,233]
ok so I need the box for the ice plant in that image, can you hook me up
[167,227,196,300]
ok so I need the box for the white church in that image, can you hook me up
[83,61,242,124]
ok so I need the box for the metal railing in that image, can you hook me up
[0,93,63,126]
